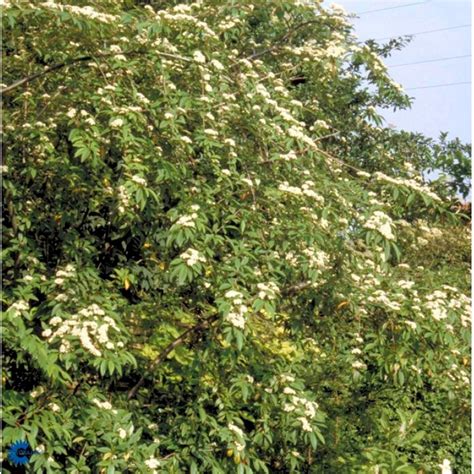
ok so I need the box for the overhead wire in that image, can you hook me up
[405,81,471,91]
[357,1,430,16]
[388,54,471,68]
[374,23,471,41]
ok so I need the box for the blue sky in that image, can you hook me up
[324,0,471,143]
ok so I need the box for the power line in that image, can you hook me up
[357,1,430,15]
[375,24,471,41]
[388,54,471,68]
[405,81,471,91]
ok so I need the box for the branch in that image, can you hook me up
[282,281,313,296]
[127,313,219,400]
[1,51,191,95]
[237,19,321,64]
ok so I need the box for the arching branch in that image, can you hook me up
[127,313,219,400]
[1,51,191,95]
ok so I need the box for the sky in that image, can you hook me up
[323,0,471,143]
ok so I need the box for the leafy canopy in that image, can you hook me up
[2,1,471,473]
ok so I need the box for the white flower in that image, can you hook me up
[49,403,60,412]
[176,213,197,228]
[193,50,206,63]
[283,387,296,395]
[131,175,147,186]
[145,457,161,469]
[110,118,124,128]
[298,416,312,432]
[439,459,452,474]
[364,211,395,240]
[210,59,224,70]
[257,282,280,300]
[180,135,193,144]
[42,329,53,338]
[59,343,70,353]
[226,310,246,329]
[30,389,42,398]
[118,428,127,439]
[235,441,245,452]
[180,248,206,266]
[225,290,243,299]
[283,403,295,412]
[228,423,244,438]
[92,398,113,410]
[203,128,218,137]
[10,300,29,313]
[66,108,77,118]
[404,320,417,330]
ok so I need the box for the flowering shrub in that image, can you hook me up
[2,1,470,472]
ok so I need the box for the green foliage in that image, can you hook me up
[2,0,470,472]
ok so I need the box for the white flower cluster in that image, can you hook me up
[398,280,415,290]
[364,211,395,240]
[54,264,75,286]
[110,118,124,128]
[280,151,298,161]
[257,282,280,300]
[131,175,147,186]
[193,50,206,63]
[145,456,161,471]
[40,2,119,23]
[367,290,401,311]
[92,398,114,410]
[424,291,449,321]
[446,291,471,328]
[439,459,452,474]
[154,7,218,39]
[43,304,121,357]
[8,300,29,315]
[350,332,366,371]
[374,171,441,202]
[228,423,245,452]
[180,248,206,267]
[117,185,131,213]
[286,125,318,148]
[325,43,347,58]
[224,290,248,329]
[278,181,324,203]
[175,205,200,228]
[298,416,313,432]
[302,248,329,270]
[352,360,367,370]
[286,395,319,421]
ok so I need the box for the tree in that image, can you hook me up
[2,1,470,472]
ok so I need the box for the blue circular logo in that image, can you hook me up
[8,440,35,466]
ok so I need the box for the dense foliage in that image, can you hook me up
[2,1,471,472]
